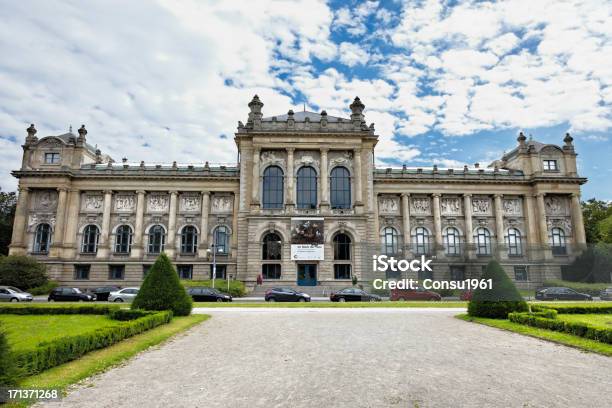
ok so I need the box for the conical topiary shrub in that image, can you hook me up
[132,253,192,316]
[467,260,528,319]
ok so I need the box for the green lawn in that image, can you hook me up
[457,314,612,356]
[0,315,122,351]
[193,301,468,308]
[556,313,612,329]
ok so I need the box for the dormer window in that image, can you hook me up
[44,152,61,164]
[543,159,558,171]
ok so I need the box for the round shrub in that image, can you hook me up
[0,255,48,290]
[132,253,192,316]
[468,260,528,319]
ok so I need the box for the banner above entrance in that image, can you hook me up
[291,217,324,260]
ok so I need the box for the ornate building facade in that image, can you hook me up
[9,96,587,290]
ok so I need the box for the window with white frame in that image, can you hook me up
[543,159,558,171]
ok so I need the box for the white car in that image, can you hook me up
[108,287,139,302]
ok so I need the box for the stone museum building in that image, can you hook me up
[8,95,587,290]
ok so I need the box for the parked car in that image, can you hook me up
[535,287,592,301]
[188,287,232,302]
[91,286,121,302]
[108,287,139,302]
[390,288,441,301]
[0,286,33,302]
[265,287,311,302]
[460,290,473,301]
[330,288,381,302]
[600,287,612,301]
[48,287,96,302]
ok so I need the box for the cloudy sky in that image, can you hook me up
[1,0,611,199]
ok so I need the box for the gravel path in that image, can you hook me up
[38,309,611,408]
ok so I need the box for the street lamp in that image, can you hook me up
[206,243,224,289]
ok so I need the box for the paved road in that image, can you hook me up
[39,309,611,408]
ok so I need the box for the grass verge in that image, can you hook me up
[556,313,612,329]
[457,313,612,356]
[193,301,468,308]
[10,314,209,407]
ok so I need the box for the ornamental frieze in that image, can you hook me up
[547,217,572,234]
[260,150,285,168]
[33,190,58,211]
[114,194,136,212]
[471,198,491,215]
[180,195,201,212]
[502,198,522,216]
[378,195,400,214]
[328,151,353,168]
[411,197,431,215]
[440,197,462,215]
[82,194,103,212]
[545,196,567,215]
[211,195,233,213]
[28,213,56,230]
[147,194,169,212]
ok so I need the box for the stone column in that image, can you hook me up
[286,147,295,210]
[494,194,506,259]
[524,194,538,260]
[132,190,145,258]
[9,186,29,254]
[320,148,329,211]
[62,189,81,258]
[432,193,443,247]
[536,193,552,260]
[198,191,210,257]
[401,193,411,252]
[96,190,113,258]
[570,193,586,246]
[251,147,260,209]
[166,191,178,257]
[463,194,474,259]
[353,148,363,212]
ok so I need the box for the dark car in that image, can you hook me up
[188,287,232,302]
[600,288,612,301]
[390,288,441,301]
[330,288,381,302]
[91,286,121,301]
[535,287,592,301]
[48,287,96,302]
[265,287,311,302]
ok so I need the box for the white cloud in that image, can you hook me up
[338,42,370,67]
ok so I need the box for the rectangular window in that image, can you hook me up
[74,264,90,280]
[108,265,125,280]
[142,265,152,278]
[177,265,193,280]
[333,264,351,280]
[450,266,465,281]
[44,152,61,164]
[210,264,226,280]
[262,264,281,279]
[514,266,528,281]
[543,160,558,171]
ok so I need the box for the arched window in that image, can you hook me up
[475,227,492,256]
[114,225,133,254]
[81,225,100,253]
[330,167,351,209]
[214,226,229,254]
[148,225,165,254]
[33,223,52,253]
[262,232,282,260]
[296,166,317,209]
[550,227,567,255]
[333,233,352,279]
[506,228,522,256]
[413,227,431,255]
[180,226,198,254]
[262,166,284,209]
[444,227,461,256]
[382,227,399,255]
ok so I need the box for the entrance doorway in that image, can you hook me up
[297,264,317,286]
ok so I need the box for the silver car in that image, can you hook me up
[600,288,612,301]
[108,287,139,302]
[0,286,34,302]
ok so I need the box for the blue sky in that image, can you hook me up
[0,0,610,199]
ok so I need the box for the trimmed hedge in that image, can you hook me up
[181,279,247,297]
[0,305,119,315]
[531,304,612,314]
[13,310,173,376]
[108,308,155,321]
[28,280,59,295]
[0,324,18,386]
[509,312,612,344]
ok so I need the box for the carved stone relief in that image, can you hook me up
[211,195,233,213]
[440,197,462,215]
[34,190,58,211]
[114,194,135,212]
[472,198,491,215]
[261,150,285,168]
[147,194,169,212]
[411,197,431,215]
[295,151,319,170]
[502,198,522,216]
[28,214,56,230]
[545,196,566,215]
[180,195,201,212]
[328,151,353,168]
[378,195,400,214]
[547,217,572,234]
[82,194,103,212]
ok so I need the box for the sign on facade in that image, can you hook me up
[290,217,324,260]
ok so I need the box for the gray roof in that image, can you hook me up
[43,132,98,155]
[262,111,348,123]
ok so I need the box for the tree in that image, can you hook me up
[561,244,612,283]
[0,190,17,256]
[132,253,192,316]
[597,214,612,244]
[582,198,612,244]
[0,255,48,290]
[468,260,528,319]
